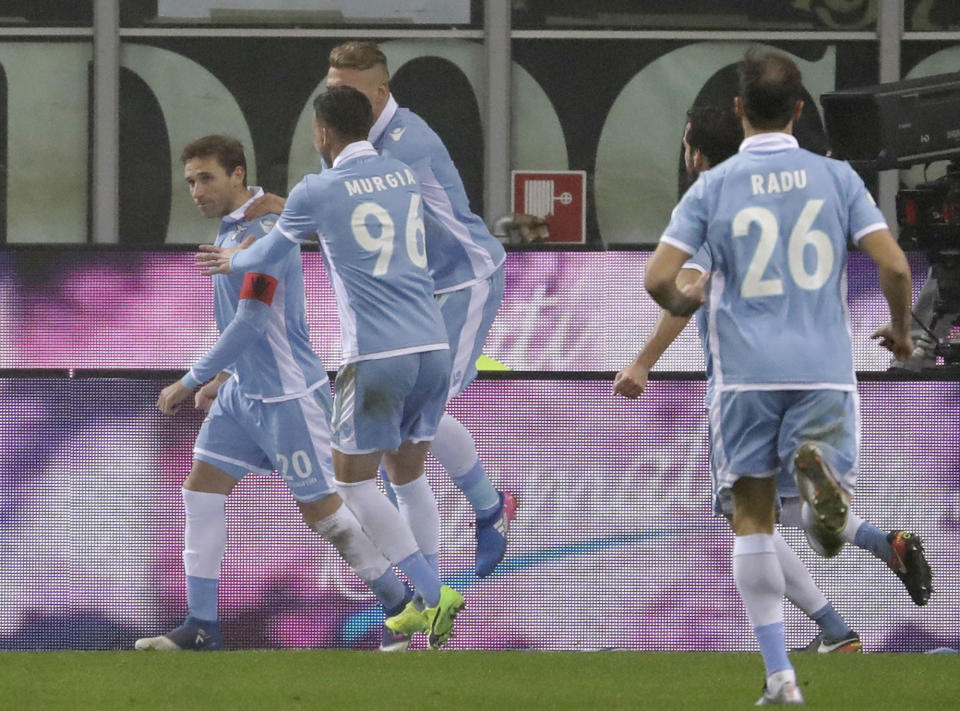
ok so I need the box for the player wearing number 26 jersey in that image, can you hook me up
[661,131,887,391]
[642,49,913,706]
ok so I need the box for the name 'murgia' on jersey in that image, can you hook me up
[343,167,418,197]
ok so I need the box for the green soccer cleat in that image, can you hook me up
[384,600,428,637]
[423,585,465,650]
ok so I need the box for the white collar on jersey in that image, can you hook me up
[332,141,378,168]
[222,186,265,224]
[739,132,799,153]
[369,94,399,145]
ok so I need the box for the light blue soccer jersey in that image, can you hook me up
[661,133,887,391]
[254,141,449,364]
[186,188,330,401]
[370,96,505,293]
[682,244,714,404]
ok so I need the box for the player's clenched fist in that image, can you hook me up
[157,380,192,416]
[613,361,650,399]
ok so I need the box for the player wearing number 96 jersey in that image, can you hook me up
[202,86,463,647]
[642,48,913,706]
[280,150,448,366]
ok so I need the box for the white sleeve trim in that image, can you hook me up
[682,262,708,273]
[659,235,697,255]
[277,222,307,243]
[852,222,888,244]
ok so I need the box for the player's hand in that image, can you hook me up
[196,236,254,276]
[871,323,914,362]
[157,380,192,416]
[668,270,709,317]
[613,361,651,399]
[195,379,222,412]
[243,192,286,221]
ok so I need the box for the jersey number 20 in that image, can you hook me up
[351,194,428,276]
[733,199,834,298]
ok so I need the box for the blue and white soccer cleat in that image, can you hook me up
[134,616,224,651]
[475,491,518,578]
[379,624,414,652]
[756,669,804,706]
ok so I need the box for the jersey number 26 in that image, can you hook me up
[733,199,834,299]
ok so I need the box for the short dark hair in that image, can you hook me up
[686,105,743,167]
[313,85,374,143]
[180,135,247,185]
[738,48,803,130]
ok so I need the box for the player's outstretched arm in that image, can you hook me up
[197,225,296,277]
[184,295,273,389]
[858,228,914,361]
[243,192,286,222]
[196,235,254,275]
[614,269,701,399]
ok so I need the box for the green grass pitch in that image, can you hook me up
[1,650,957,710]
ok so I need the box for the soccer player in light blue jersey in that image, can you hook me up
[248,41,516,580]
[643,51,916,705]
[615,105,932,658]
[198,87,465,650]
[136,135,414,652]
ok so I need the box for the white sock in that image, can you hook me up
[841,510,864,543]
[431,413,500,513]
[392,474,440,560]
[310,503,391,583]
[334,478,419,564]
[182,488,227,578]
[773,530,828,616]
[732,534,784,628]
[430,414,479,478]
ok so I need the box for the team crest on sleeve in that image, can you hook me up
[240,272,279,305]
[389,127,406,141]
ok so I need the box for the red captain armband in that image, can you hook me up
[239,272,279,305]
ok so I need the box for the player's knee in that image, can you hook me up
[731,477,777,534]
[183,459,237,495]
[297,492,342,527]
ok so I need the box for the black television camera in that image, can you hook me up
[823,73,960,367]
